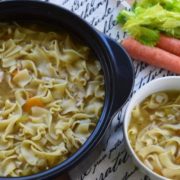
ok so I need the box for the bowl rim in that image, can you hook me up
[123,76,180,180]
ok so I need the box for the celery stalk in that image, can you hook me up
[117,0,180,46]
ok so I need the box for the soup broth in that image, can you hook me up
[0,23,105,177]
[128,90,180,180]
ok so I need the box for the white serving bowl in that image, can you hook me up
[124,76,180,180]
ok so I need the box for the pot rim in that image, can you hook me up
[0,0,134,179]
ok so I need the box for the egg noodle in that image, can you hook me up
[0,23,104,177]
[128,91,180,180]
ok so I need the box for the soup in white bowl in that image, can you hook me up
[124,76,180,180]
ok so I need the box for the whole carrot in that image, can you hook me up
[156,34,180,56]
[122,37,180,74]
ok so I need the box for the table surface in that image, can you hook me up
[44,0,174,179]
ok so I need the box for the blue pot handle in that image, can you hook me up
[101,34,134,113]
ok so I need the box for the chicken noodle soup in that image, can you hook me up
[0,23,105,176]
[128,91,180,180]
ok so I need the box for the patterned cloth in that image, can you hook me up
[45,0,173,179]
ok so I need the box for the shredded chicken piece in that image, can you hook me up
[0,71,4,83]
